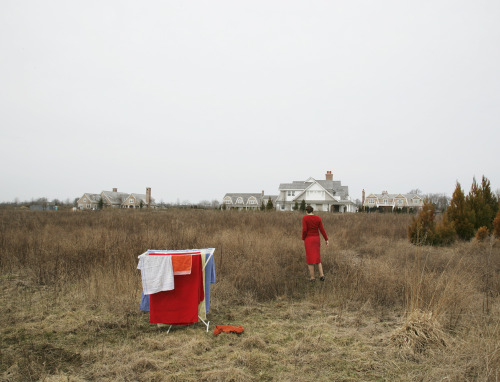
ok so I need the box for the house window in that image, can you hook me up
[236,197,243,204]
[369,199,375,204]
[398,200,403,205]
[383,199,388,204]
[83,198,86,202]
[130,199,134,203]
[248,198,257,204]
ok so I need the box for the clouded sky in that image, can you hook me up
[1,1,499,204]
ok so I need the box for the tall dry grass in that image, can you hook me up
[1,210,499,313]
[1,209,500,380]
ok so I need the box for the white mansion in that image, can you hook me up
[275,171,357,212]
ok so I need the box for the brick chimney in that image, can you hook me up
[362,189,365,205]
[325,171,333,181]
[112,188,117,193]
[261,190,264,197]
[146,187,151,208]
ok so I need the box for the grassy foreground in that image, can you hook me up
[0,209,499,381]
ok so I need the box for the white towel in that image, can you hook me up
[137,254,174,295]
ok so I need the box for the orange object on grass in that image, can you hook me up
[213,325,244,336]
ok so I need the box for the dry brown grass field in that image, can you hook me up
[1,209,499,381]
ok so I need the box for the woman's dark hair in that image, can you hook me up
[305,205,313,213]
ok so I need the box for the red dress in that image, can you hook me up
[302,215,328,265]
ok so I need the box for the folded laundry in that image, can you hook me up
[137,254,174,295]
[149,252,193,275]
[213,325,244,336]
[171,254,192,275]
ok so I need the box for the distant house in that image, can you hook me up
[222,191,278,210]
[275,171,357,213]
[122,190,153,209]
[29,202,58,211]
[77,187,156,210]
[362,190,423,212]
[101,189,129,208]
[77,193,101,210]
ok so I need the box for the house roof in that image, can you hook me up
[82,193,101,203]
[279,179,349,198]
[101,191,129,205]
[223,193,278,203]
[367,193,421,200]
[127,193,156,205]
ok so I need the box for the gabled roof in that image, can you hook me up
[367,193,423,200]
[279,178,348,199]
[82,193,101,203]
[101,191,129,205]
[279,182,308,190]
[294,179,337,201]
[223,193,278,204]
[125,193,156,205]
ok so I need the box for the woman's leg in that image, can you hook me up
[317,263,324,278]
[308,264,315,280]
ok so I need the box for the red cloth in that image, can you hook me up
[302,215,328,265]
[149,254,204,325]
[214,325,244,336]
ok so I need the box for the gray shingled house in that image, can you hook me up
[222,191,278,210]
[77,188,156,209]
[362,190,423,212]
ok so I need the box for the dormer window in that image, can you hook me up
[236,197,243,204]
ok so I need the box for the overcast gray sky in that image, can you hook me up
[1,1,499,204]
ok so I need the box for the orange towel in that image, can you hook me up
[171,255,192,275]
[214,325,244,336]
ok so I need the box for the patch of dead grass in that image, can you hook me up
[390,310,449,361]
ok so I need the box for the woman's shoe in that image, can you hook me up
[320,276,325,281]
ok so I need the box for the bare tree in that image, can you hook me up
[198,200,211,209]
[425,193,450,212]
[408,188,422,195]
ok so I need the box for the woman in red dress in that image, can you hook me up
[302,205,329,281]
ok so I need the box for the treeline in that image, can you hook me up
[408,175,500,245]
[0,197,78,209]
